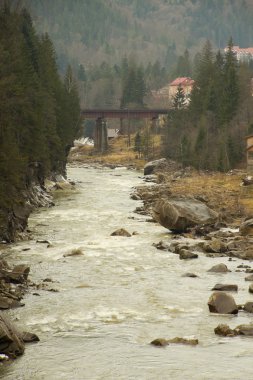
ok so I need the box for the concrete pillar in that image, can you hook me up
[94,118,108,152]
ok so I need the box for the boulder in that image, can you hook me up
[179,249,198,260]
[152,241,170,250]
[167,337,198,346]
[248,283,253,293]
[144,158,168,176]
[0,313,24,358]
[244,302,253,313]
[208,263,230,273]
[211,284,238,292]
[150,338,168,347]
[214,324,237,337]
[208,292,238,314]
[21,332,40,343]
[9,265,30,283]
[245,274,253,281]
[110,228,131,237]
[236,324,253,336]
[152,197,218,233]
[239,218,253,236]
[202,239,227,254]
[150,337,198,346]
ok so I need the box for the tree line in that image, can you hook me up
[0,3,80,235]
[163,39,253,171]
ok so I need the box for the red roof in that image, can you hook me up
[169,77,195,87]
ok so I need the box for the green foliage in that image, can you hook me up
[173,86,186,109]
[164,37,253,171]
[0,4,80,217]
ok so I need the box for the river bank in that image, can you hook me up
[0,175,75,362]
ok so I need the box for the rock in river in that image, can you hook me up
[179,249,198,260]
[211,284,238,292]
[110,228,131,237]
[152,197,218,233]
[208,263,230,273]
[244,302,253,313]
[208,292,238,314]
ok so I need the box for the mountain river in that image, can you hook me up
[1,165,253,380]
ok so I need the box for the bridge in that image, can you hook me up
[81,108,170,152]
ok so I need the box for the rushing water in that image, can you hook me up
[1,166,253,380]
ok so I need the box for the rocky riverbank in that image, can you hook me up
[0,174,75,363]
[131,158,253,260]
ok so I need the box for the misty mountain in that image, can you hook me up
[26,0,253,70]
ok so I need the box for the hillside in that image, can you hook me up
[25,0,253,70]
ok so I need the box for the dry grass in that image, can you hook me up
[69,135,250,221]
[169,172,245,221]
[68,134,158,169]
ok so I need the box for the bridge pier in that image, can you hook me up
[94,117,108,153]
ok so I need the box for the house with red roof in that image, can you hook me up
[168,77,195,103]
[151,77,195,106]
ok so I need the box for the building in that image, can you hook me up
[151,77,195,106]
[168,77,195,103]
[224,45,253,62]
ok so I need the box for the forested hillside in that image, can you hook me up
[26,0,253,70]
[0,3,80,241]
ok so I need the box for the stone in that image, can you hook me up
[244,302,253,313]
[144,158,168,176]
[21,332,40,343]
[208,292,238,314]
[211,284,238,292]
[0,313,24,358]
[245,274,253,281]
[182,273,198,278]
[236,324,253,336]
[207,263,230,273]
[150,338,168,347]
[167,337,198,345]
[152,241,170,250]
[239,218,253,236]
[179,249,198,260]
[152,197,218,233]
[151,337,198,346]
[9,265,30,283]
[110,228,131,237]
[248,283,253,293]
[0,297,24,310]
[214,324,237,337]
[202,239,227,254]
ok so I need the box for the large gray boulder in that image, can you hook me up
[208,292,238,314]
[152,197,218,233]
[144,158,170,176]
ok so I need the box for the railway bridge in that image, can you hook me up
[81,108,170,152]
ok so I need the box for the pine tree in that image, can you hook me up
[221,37,239,124]
[173,86,186,109]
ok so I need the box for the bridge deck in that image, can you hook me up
[81,109,170,119]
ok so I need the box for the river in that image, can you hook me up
[1,166,253,380]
